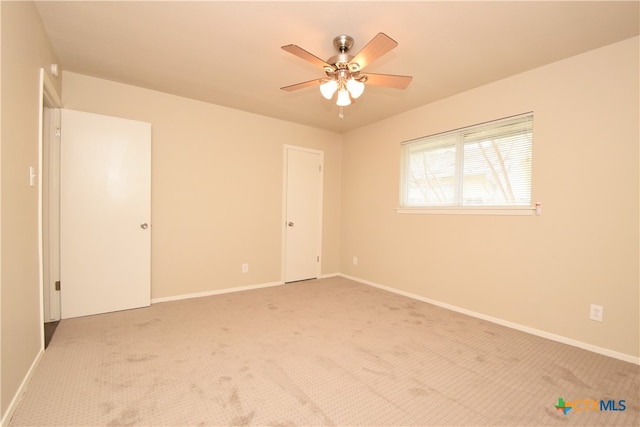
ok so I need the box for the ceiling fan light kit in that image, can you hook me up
[346,78,365,98]
[319,79,338,99]
[281,33,412,118]
[336,87,352,107]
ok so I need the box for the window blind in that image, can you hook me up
[401,113,533,207]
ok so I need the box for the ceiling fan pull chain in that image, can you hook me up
[338,106,344,119]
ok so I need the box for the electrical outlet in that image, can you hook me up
[353,256,358,266]
[590,304,603,322]
[242,263,248,273]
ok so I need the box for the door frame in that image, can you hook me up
[42,106,61,323]
[281,145,324,283]
[38,68,62,345]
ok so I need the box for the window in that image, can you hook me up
[400,113,533,211]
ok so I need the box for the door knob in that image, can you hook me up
[287,221,294,227]
[140,223,149,229]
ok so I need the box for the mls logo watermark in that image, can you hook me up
[554,397,626,415]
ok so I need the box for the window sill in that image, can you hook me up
[395,206,535,216]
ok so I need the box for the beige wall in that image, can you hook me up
[340,37,639,359]
[0,0,61,417]
[61,72,342,300]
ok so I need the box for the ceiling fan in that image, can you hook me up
[281,33,412,117]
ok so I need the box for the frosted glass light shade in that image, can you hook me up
[336,88,351,106]
[346,79,365,98]
[319,80,338,99]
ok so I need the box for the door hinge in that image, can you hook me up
[55,281,61,291]
[55,127,61,138]
[319,164,322,172]
[317,256,320,262]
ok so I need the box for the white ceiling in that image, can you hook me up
[35,1,639,133]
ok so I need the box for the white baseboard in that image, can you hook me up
[339,273,640,365]
[151,281,283,304]
[1,349,44,427]
[151,274,345,304]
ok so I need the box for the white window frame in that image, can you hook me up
[398,113,535,215]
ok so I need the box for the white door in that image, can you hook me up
[60,109,151,319]
[284,146,323,282]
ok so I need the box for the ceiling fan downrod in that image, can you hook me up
[328,35,356,69]
[334,35,354,53]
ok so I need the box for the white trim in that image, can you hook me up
[38,70,45,349]
[42,71,62,108]
[0,349,44,427]
[46,108,61,321]
[396,206,534,216]
[339,273,640,365]
[280,147,287,282]
[151,281,283,304]
[38,69,63,336]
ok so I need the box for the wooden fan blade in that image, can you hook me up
[281,78,323,92]
[363,73,413,89]
[282,44,332,69]
[350,33,398,71]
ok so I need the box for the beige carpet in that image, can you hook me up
[9,276,639,426]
